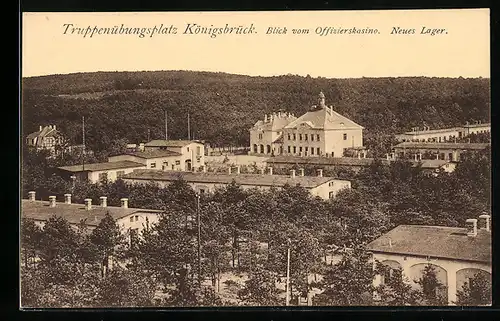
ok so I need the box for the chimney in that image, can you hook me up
[39,125,42,131]
[121,198,129,209]
[139,143,145,151]
[299,168,305,176]
[436,153,440,160]
[49,196,56,208]
[236,166,241,174]
[264,114,268,122]
[465,219,478,237]
[28,191,36,201]
[268,167,273,175]
[228,166,232,175]
[84,198,92,211]
[100,196,107,208]
[388,237,392,248]
[317,169,323,177]
[414,154,418,161]
[386,153,390,160]
[478,214,491,232]
[53,125,56,130]
[64,193,72,204]
[290,169,296,178]
[202,165,207,173]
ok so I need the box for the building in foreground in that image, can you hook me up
[367,215,491,305]
[22,191,162,244]
[393,142,490,162]
[249,92,365,158]
[57,160,147,184]
[121,168,351,200]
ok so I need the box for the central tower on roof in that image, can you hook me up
[318,91,326,108]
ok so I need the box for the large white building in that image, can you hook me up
[249,92,365,158]
[367,215,491,305]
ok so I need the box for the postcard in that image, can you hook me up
[20,9,491,308]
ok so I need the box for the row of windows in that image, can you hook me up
[151,160,181,169]
[287,133,321,142]
[287,146,321,155]
[129,215,140,222]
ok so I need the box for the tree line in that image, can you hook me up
[22,71,490,154]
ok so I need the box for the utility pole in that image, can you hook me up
[165,110,168,140]
[188,112,191,140]
[285,238,291,306]
[82,116,85,171]
[197,193,201,285]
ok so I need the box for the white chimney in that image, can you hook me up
[228,167,232,175]
[317,169,323,177]
[39,125,42,131]
[478,214,490,232]
[100,196,108,208]
[386,153,390,160]
[414,154,418,161]
[268,167,273,175]
[49,196,56,208]
[84,198,92,211]
[139,143,145,151]
[53,125,56,130]
[466,219,478,237]
[121,198,129,209]
[436,153,440,160]
[264,114,268,122]
[236,166,241,174]
[28,191,36,201]
[299,168,305,176]
[64,193,72,204]
[290,169,296,178]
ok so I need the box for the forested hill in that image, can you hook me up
[22,71,490,153]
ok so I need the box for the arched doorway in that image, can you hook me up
[185,159,192,171]
[456,268,491,297]
[409,263,448,302]
[380,260,403,286]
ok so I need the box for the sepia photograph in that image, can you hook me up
[20,9,491,308]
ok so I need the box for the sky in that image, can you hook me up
[22,9,490,79]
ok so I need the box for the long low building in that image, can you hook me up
[57,160,147,183]
[265,156,456,175]
[393,142,490,162]
[367,215,491,305]
[121,168,351,200]
[395,122,490,143]
[22,192,163,245]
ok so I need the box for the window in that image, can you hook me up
[98,172,108,182]
[305,147,308,152]
[288,146,291,153]
[258,133,263,139]
[135,215,139,221]
[175,160,180,165]
[288,134,291,140]
[117,171,125,178]
[311,148,314,155]
[130,216,134,222]
[317,134,320,141]
[267,145,271,153]
[317,147,320,155]
[196,146,201,155]
[343,133,347,140]
[293,146,297,154]
[199,189,205,194]
[305,134,308,141]
[163,161,169,167]
[299,147,303,152]
[311,134,314,141]
[187,147,190,152]
[293,134,296,140]
[197,158,200,163]
[150,162,156,168]
[299,134,302,141]
[329,191,334,199]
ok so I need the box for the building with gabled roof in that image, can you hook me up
[367,215,492,305]
[249,92,365,159]
[57,160,146,183]
[25,125,64,154]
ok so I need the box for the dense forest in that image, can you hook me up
[22,71,490,155]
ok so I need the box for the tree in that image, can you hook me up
[415,264,447,306]
[314,247,373,306]
[237,266,283,306]
[374,262,421,306]
[20,218,43,269]
[455,272,492,306]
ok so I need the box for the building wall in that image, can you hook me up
[394,147,480,162]
[87,166,146,183]
[122,177,349,200]
[249,128,281,155]
[116,212,161,232]
[282,128,326,157]
[324,129,363,158]
[396,129,464,143]
[464,125,490,136]
[372,252,491,305]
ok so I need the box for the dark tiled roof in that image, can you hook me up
[58,160,146,173]
[124,150,182,159]
[366,225,491,263]
[419,160,451,169]
[144,140,203,148]
[21,200,162,227]
[121,169,345,189]
[394,142,490,150]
